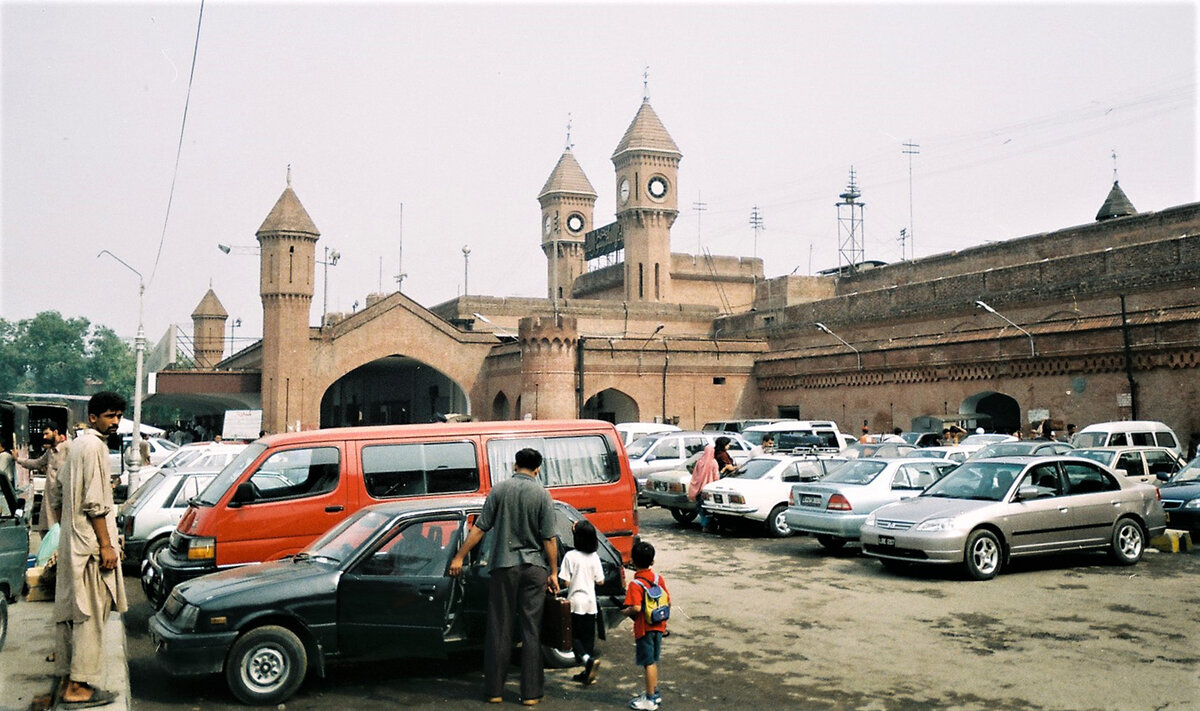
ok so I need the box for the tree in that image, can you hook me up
[0,318,24,393]
[87,325,136,397]
[0,311,136,397]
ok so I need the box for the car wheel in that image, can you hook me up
[765,505,792,537]
[669,507,698,524]
[0,597,8,651]
[225,625,308,705]
[142,536,170,570]
[963,529,1002,581]
[1109,518,1145,566]
[815,535,847,550]
[541,643,575,668]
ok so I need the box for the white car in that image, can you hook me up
[627,431,753,501]
[127,442,248,493]
[615,422,681,446]
[955,433,1017,455]
[905,446,972,463]
[698,454,848,537]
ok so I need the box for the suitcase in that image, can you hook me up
[541,592,572,651]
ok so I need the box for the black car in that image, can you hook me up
[1159,457,1200,535]
[149,497,626,705]
[0,475,30,650]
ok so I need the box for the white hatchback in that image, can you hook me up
[699,455,847,537]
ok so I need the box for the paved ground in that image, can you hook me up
[121,507,1200,710]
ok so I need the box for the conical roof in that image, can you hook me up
[191,288,228,319]
[256,185,320,236]
[538,150,597,199]
[611,100,681,160]
[1095,181,1137,221]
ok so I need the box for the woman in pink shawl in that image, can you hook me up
[687,445,720,532]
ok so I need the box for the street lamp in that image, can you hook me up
[975,300,1036,357]
[471,312,517,339]
[217,243,259,255]
[97,249,145,467]
[814,322,862,370]
[462,245,471,296]
[317,247,341,327]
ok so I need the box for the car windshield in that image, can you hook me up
[304,509,393,563]
[1071,449,1113,466]
[742,430,766,445]
[1168,458,1200,484]
[163,448,204,470]
[728,458,778,480]
[1071,432,1107,448]
[973,443,1039,459]
[823,459,887,485]
[194,443,268,506]
[922,461,1023,501]
[960,434,1008,447]
[625,436,658,459]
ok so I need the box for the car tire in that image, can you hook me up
[765,505,791,537]
[963,529,1002,581]
[142,536,170,571]
[225,625,308,705]
[1108,518,1145,566]
[541,643,576,668]
[669,507,698,524]
[0,597,8,652]
[815,535,847,550]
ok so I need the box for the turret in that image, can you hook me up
[539,149,597,300]
[191,288,228,369]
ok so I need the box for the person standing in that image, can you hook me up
[19,423,71,530]
[559,519,605,685]
[688,445,720,533]
[51,391,128,708]
[714,436,737,476]
[449,448,559,706]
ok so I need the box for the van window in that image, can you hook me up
[249,447,341,501]
[1130,432,1155,446]
[363,441,479,498]
[1155,432,1178,449]
[1108,433,1128,446]
[487,435,617,487]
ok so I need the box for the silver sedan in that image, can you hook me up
[785,458,957,549]
[860,456,1168,580]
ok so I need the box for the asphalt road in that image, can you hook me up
[124,507,1200,710]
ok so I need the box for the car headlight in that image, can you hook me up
[1183,499,1200,509]
[864,513,877,527]
[914,517,957,532]
[186,536,217,563]
[176,603,200,632]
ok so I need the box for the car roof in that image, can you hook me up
[357,495,581,519]
[258,419,617,447]
[744,421,838,432]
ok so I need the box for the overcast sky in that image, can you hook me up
[2,1,1195,356]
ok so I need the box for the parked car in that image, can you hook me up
[1071,420,1182,457]
[626,431,753,501]
[785,458,958,549]
[144,420,637,608]
[904,446,970,463]
[955,433,1017,455]
[118,466,222,572]
[860,456,1167,580]
[646,453,845,524]
[967,440,1075,460]
[842,442,916,459]
[900,432,943,447]
[0,474,29,650]
[698,455,850,536]
[701,418,794,434]
[741,420,845,452]
[149,498,626,705]
[615,422,681,446]
[1158,457,1200,535]
[128,442,248,493]
[1070,447,1185,485]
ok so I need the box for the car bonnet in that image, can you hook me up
[177,557,338,605]
[872,494,996,523]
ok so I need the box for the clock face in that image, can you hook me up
[544,214,552,236]
[567,214,585,233]
[647,176,668,200]
[619,178,630,204]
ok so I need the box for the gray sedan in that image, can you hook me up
[860,456,1168,580]
[785,458,957,549]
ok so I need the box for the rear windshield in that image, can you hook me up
[729,458,778,480]
[824,460,886,485]
[124,471,168,507]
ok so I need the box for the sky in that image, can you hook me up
[1,1,1196,359]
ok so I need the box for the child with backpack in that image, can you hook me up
[622,540,669,710]
[558,520,606,685]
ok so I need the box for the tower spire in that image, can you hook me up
[1111,149,1119,182]
[642,65,650,102]
[565,113,573,151]
[286,163,292,187]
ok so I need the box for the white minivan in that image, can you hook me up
[1071,421,1182,457]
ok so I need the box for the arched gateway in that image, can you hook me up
[320,355,469,427]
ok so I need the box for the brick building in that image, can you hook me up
[154,99,1200,456]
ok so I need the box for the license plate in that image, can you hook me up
[800,494,821,507]
[879,535,896,547]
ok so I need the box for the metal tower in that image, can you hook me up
[836,167,865,274]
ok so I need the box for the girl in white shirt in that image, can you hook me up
[558,519,605,685]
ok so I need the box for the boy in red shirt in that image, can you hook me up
[622,540,668,710]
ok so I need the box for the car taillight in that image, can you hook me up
[827,494,852,511]
[1155,487,1161,501]
[789,490,796,505]
[122,514,135,538]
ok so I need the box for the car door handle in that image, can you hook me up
[325,505,344,513]
[1058,507,1069,513]
[417,584,438,601]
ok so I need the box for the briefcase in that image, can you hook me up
[541,592,572,651]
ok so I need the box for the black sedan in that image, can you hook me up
[1160,457,1200,535]
[149,496,627,705]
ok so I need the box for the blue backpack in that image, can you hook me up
[633,574,670,624]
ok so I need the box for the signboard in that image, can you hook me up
[1116,392,1132,408]
[222,410,263,441]
[1028,409,1050,424]
[584,221,623,260]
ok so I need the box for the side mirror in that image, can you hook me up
[1015,485,1041,501]
[1156,471,1171,482]
[228,481,257,507]
[1115,468,1129,478]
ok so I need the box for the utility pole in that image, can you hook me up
[393,202,406,292]
[898,228,908,261]
[462,245,471,296]
[902,141,920,260]
[693,193,707,254]
[749,205,765,260]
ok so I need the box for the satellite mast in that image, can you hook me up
[836,167,866,274]
[902,140,919,259]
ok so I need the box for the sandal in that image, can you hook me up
[60,687,118,709]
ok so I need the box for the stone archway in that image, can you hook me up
[581,388,639,424]
[492,391,511,421]
[319,355,469,428]
[961,391,1020,435]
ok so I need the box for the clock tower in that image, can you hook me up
[612,99,681,302]
[538,148,596,300]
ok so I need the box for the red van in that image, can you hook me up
[143,420,636,606]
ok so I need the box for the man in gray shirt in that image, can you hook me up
[450,448,559,706]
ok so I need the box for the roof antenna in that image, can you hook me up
[286,163,292,187]
[643,65,650,102]
[1111,149,1118,183]
[565,113,573,151]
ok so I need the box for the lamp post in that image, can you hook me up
[229,317,242,358]
[97,250,145,467]
[815,322,862,370]
[317,247,341,327]
[462,245,471,296]
[975,300,1036,356]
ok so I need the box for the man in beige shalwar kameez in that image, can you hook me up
[50,391,128,708]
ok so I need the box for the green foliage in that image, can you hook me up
[0,312,135,397]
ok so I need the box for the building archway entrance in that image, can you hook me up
[581,388,639,424]
[961,391,1020,435]
[320,355,468,428]
[492,392,511,421]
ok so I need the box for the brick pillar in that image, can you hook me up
[518,315,578,420]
